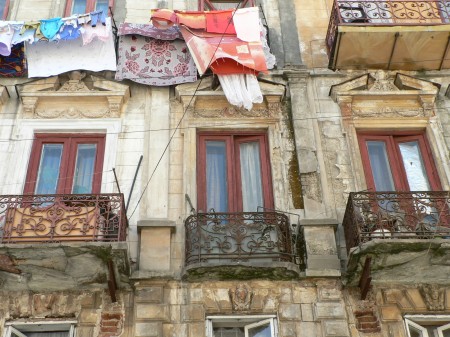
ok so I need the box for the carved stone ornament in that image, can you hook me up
[20,74,129,119]
[330,72,440,119]
[420,284,445,311]
[229,283,254,311]
[369,70,399,92]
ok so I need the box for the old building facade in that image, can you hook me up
[1,0,450,337]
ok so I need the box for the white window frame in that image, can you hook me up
[206,315,278,337]
[405,315,450,337]
[4,321,77,337]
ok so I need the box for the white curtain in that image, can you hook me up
[398,141,431,191]
[72,144,97,194]
[206,141,228,212]
[240,142,263,212]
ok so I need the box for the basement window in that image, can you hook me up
[206,316,278,337]
[405,315,450,337]
[4,322,76,337]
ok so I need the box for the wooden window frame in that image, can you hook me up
[64,0,113,16]
[197,131,274,213]
[358,131,441,192]
[24,133,105,195]
[0,0,10,20]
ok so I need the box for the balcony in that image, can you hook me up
[326,1,450,70]
[0,194,129,293]
[343,191,450,285]
[184,211,304,280]
[0,193,127,243]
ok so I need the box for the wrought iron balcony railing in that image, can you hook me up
[326,1,450,57]
[343,191,450,252]
[184,211,301,266]
[0,194,127,243]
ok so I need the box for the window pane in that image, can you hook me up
[27,332,69,337]
[72,0,87,14]
[247,323,271,337]
[240,141,263,212]
[72,144,97,194]
[398,141,431,191]
[35,144,63,194]
[206,141,228,212]
[96,0,109,13]
[366,141,395,191]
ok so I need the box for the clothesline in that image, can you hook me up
[0,7,277,110]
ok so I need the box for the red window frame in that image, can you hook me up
[24,134,106,194]
[64,0,113,16]
[0,0,10,20]
[358,132,441,192]
[197,131,274,212]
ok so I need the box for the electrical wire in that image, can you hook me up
[127,1,244,220]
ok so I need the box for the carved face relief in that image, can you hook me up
[229,283,253,311]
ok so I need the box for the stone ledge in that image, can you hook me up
[131,270,177,280]
[137,219,177,232]
[305,269,341,277]
[300,219,339,227]
[182,262,302,281]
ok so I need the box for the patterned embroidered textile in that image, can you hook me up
[116,24,197,86]
[119,22,181,40]
[0,43,27,77]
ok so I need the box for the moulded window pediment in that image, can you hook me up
[330,71,440,118]
[175,77,285,118]
[20,71,130,119]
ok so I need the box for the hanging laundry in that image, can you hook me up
[25,21,116,77]
[0,43,27,77]
[0,22,16,56]
[260,22,276,69]
[57,16,82,41]
[19,21,43,43]
[205,10,236,34]
[180,26,267,76]
[81,16,111,45]
[233,7,260,42]
[151,9,207,30]
[90,10,107,27]
[115,23,197,86]
[77,13,92,26]
[174,10,206,29]
[119,22,181,40]
[218,74,263,110]
[150,9,178,29]
[40,17,64,39]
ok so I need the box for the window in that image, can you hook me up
[358,133,441,191]
[4,322,76,337]
[24,134,105,194]
[197,132,273,213]
[405,316,450,337]
[64,0,113,16]
[0,0,10,20]
[206,316,278,337]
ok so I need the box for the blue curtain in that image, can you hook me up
[367,141,395,191]
[72,0,87,14]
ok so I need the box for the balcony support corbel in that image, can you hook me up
[439,34,450,70]
[387,32,399,70]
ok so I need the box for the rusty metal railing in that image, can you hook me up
[343,191,450,253]
[0,194,127,243]
[184,211,300,266]
[326,1,450,56]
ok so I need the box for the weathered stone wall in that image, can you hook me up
[0,290,132,337]
[133,279,350,337]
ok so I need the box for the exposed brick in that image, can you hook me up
[101,320,120,327]
[102,313,122,320]
[100,326,120,333]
